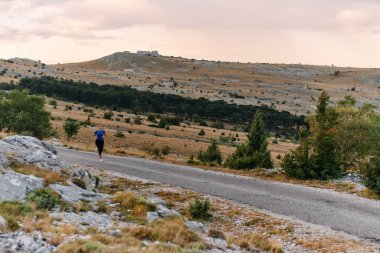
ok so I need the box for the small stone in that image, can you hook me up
[147,212,160,223]
[108,229,122,237]
[185,221,206,233]
[156,205,180,218]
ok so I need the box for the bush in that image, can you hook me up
[189,198,211,220]
[362,156,380,195]
[63,118,80,139]
[162,146,171,155]
[147,114,156,122]
[134,117,142,125]
[49,100,57,108]
[114,130,125,138]
[95,176,100,189]
[72,178,87,189]
[197,139,222,165]
[198,129,205,136]
[0,90,52,139]
[103,110,113,120]
[27,189,61,210]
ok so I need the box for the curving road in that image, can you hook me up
[58,147,380,241]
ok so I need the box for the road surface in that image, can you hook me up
[58,147,380,241]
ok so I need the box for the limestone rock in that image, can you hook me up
[0,135,63,171]
[49,183,110,203]
[185,220,206,233]
[0,171,44,202]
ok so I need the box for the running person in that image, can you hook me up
[94,125,106,162]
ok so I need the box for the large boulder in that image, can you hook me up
[49,184,110,203]
[0,171,44,202]
[0,136,63,171]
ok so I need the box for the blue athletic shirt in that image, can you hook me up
[95,130,106,140]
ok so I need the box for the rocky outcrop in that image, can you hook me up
[0,171,44,202]
[0,232,55,253]
[70,167,96,190]
[0,136,63,171]
[50,211,113,230]
[49,183,110,203]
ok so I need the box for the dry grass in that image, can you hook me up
[358,189,380,200]
[237,233,283,253]
[112,192,156,220]
[99,178,154,194]
[12,165,68,186]
[126,217,202,248]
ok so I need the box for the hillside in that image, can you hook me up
[1,52,380,115]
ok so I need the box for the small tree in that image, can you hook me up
[198,129,205,136]
[0,90,52,139]
[63,118,80,139]
[197,139,222,165]
[49,100,57,109]
[225,111,273,169]
[282,92,341,180]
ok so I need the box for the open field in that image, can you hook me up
[1,52,380,116]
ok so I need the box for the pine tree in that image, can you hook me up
[225,111,273,169]
[282,91,341,180]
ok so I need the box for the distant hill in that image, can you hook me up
[1,51,380,115]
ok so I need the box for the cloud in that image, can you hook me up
[1,0,380,66]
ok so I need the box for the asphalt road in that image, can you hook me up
[58,147,380,241]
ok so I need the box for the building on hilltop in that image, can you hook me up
[136,51,160,57]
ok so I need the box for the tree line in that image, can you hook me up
[5,76,306,137]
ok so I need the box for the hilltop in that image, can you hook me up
[1,51,380,115]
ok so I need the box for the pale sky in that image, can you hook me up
[1,0,380,67]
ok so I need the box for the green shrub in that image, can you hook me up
[147,114,156,122]
[134,117,142,125]
[189,199,211,220]
[162,146,171,155]
[95,176,100,189]
[103,110,114,120]
[49,100,57,108]
[63,118,80,139]
[198,129,205,136]
[114,130,125,138]
[72,178,87,189]
[27,189,61,210]
[0,90,52,139]
[362,156,380,195]
[187,154,196,165]
[197,139,222,165]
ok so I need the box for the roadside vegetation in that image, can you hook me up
[0,90,52,138]
[281,92,380,194]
